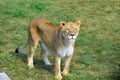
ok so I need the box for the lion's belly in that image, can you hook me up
[41,42,54,55]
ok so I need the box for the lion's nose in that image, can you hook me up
[70,33,74,36]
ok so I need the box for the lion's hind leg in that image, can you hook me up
[28,29,39,69]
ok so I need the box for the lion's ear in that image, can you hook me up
[76,20,81,26]
[60,21,66,27]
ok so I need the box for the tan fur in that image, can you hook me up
[15,18,81,80]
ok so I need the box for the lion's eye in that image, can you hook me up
[65,28,69,31]
[65,28,69,33]
[75,28,78,31]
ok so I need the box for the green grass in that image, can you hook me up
[0,0,120,80]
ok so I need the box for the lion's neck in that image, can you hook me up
[53,29,74,48]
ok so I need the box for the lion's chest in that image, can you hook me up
[41,42,74,58]
[58,46,74,57]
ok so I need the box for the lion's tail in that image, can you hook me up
[15,37,31,53]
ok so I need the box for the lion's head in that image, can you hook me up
[60,21,81,42]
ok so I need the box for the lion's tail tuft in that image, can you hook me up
[15,38,31,53]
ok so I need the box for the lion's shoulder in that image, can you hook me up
[45,21,57,28]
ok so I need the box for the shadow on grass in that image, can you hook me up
[112,68,120,80]
[9,52,54,74]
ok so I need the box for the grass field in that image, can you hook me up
[0,0,120,80]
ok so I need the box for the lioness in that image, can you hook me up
[15,18,81,80]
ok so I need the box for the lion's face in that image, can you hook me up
[60,21,81,42]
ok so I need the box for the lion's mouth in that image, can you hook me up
[70,36,75,39]
[66,35,76,41]
[69,36,76,41]
[71,37,74,39]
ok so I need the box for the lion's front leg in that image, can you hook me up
[62,55,72,76]
[54,55,62,80]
